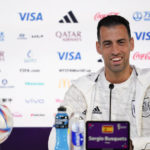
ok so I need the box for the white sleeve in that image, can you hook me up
[133,86,150,150]
[142,86,150,136]
[132,137,150,150]
[62,85,87,116]
[48,127,56,150]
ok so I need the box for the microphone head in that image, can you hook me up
[109,83,114,89]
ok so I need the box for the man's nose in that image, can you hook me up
[112,44,120,55]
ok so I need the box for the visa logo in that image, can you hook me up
[135,32,150,40]
[19,12,43,21]
[58,52,81,60]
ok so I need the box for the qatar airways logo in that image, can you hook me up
[94,12,119,21]
[133,52,150,60]
[55,31,81,41]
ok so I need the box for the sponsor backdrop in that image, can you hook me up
[0,0,150,127]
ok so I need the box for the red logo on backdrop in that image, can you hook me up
[94,12,119,21]
[55,99,64,103]
[0,51,4,61]
[30,113,45,117]
[133,52,150,60]
[13,112,23,118]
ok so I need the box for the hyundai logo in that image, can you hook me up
[133,12,142,21]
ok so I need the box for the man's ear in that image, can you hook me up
[130,37,134,52]
[96,41,102,55]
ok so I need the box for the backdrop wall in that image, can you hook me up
[0,0,150,127]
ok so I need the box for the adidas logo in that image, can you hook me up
[82,106,102,115]
[92,106,102,114]
[59,11,78,23]
[82,110,87,115]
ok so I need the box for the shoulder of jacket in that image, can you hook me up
[135,66,150,76]
[133,66,150,86]
[72,69,102,84]
[71,68,103,91]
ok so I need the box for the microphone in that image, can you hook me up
[109,83,114,121]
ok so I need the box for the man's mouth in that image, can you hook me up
[112,57,121,61]
[111,57,122,65]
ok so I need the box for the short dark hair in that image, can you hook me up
[97,15,131,41]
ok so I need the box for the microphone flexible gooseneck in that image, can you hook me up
[109,83,114,121]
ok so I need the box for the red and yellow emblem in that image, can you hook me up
[102,125,114,133]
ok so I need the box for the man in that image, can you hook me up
[49,15,150,150]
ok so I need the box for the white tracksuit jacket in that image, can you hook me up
[48,66,150,150]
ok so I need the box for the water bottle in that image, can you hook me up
[55,106,69,150]
[70,112,85,150]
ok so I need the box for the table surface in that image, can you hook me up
[0,127,51,150]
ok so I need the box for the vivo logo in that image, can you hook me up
[58,52,81,60]
[134,32,150,40]
[19,12,43,21]
[25,99,45,104]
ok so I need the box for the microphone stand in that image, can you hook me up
[109,84,114,121]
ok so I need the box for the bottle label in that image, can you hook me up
[72,131,84,146]
[55,114,68,128]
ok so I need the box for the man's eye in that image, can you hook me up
[119,41,126,45]
[104,43,111,47]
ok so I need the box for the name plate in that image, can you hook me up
[86,121,130,150]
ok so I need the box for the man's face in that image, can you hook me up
[96,24,134,74]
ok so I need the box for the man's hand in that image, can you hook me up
[130,139,134,150]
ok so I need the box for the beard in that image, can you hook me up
[105,58,129,73]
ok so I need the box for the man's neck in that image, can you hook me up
[105,67,133,84]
